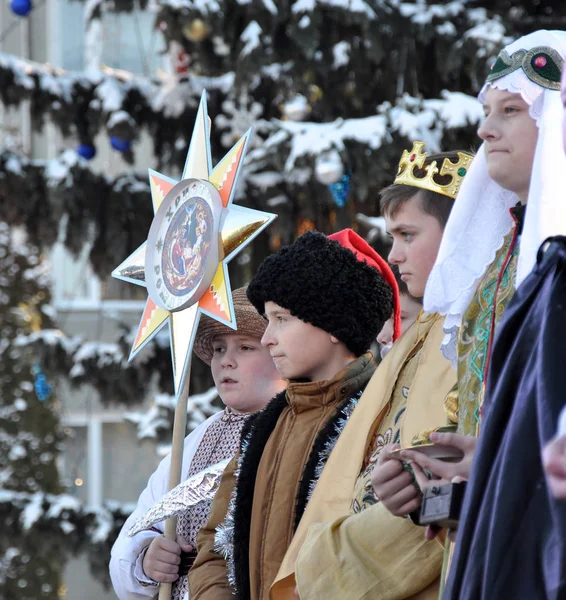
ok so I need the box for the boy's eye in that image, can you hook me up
[241,345,254,351]
[213,347,225,354]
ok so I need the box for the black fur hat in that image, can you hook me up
[246,229,395,356]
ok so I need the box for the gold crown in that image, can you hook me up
[393,142,473,199]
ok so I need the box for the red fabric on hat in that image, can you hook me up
[328,228,401,341]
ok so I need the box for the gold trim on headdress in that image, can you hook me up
[393,142,473,199]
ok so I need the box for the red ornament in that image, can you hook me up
[410,154,416,162]
[534,55,547,68]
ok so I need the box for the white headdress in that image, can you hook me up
[424,30,566,365]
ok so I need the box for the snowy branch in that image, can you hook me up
[0,489,133,589]
[125,387,221,440]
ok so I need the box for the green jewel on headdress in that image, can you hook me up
[486,45,564,91]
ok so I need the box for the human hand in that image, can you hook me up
[401,432,477,486]
[543,434,566,499]
[371,443,422,516]
[142,535,193,583]
[416,472,467,543]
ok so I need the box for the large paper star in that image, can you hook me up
[112,92,276,395]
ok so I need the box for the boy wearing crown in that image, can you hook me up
[268,145,472,600]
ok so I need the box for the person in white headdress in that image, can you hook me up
[398,30,566,477]
[380,30,566,596]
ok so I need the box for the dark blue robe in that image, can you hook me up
[443,236,566,600]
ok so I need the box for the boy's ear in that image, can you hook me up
[329,334,341,345]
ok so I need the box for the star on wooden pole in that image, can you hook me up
[112,91,276,600]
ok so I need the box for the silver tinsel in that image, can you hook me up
[306,392,362,502]
[213,430,253,594]
[128,458,231,537]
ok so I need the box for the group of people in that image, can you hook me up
[109,29,566,600]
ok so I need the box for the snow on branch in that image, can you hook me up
[14,328,172,407]
[0,51,233,158]
[1,488,133,588]
[125,387,221,440]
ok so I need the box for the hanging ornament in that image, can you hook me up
[76,143,96,160]
[110,136,132,153]
[10,0,32,16]
[281,95,311,122]
[169,41,191,76]
[32,365,53,403]
[308,84,324,103]
[328,170,351,208]
[315,149,344,185]
[182,18,210,42]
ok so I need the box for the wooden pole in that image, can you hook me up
[158,361,192,600]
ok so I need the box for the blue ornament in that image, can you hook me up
[110,136,132,153]
[10,0,32,16]
[328,170,351,208]
[77,143,96,160]
[32,365,53,403]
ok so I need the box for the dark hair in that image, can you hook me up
[379,150,469,228]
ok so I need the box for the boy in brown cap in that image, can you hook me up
[110,288,286,600]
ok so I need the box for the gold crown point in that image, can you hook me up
[393,141,473,200]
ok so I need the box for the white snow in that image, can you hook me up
[399,1,463,23]
[95,77,124,113]
[84,0,103,73]
[424,91,483,128]
[356,213,387,236]
[20,492,44,530]
[14,399,27,411]
[274,114,388,172]
[262,0,277,14]
[267,195,289,207]
[126,387,220,441]
[9,444,26,460]
[247,171,284,190]
[292,0,315,12]
[333,41,350,69]
[5,155,23,175]
[240,22,262,57]
[107,109,136,129]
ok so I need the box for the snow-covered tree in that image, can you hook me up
[0,223,64,598]
[1,1,566,593]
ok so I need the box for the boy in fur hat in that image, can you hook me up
[189,229,399,600]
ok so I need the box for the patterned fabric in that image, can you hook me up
[171,409,248,600]
[350,349,419,514]
[456,226,520,437]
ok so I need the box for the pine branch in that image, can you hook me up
[0,489,133,590]
[0,52,233,164]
